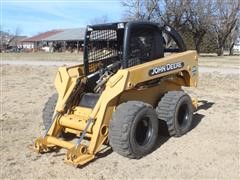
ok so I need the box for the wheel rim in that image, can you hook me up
[177,103,189,128]
[135,116,152,146]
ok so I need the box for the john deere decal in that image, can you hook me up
[149,62,184,76]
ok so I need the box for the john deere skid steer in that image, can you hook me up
[34,22,198,166]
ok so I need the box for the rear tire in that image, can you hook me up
[109,101,159,159]
[156,91,193,137]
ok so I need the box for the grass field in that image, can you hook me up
[1,52,240,70]
[1,52,83,61]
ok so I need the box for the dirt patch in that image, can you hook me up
[1,63,239,179]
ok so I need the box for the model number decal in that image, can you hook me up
[192,66,197,75]
[149,62,184,76]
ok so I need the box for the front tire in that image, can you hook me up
[156,91,193,137]
[42,93,57,129]
[109,101,159,159]
[42,94,74,139]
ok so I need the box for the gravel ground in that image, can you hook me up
[1,56,239,179]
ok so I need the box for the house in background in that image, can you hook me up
[21,30,63,50]
[20,28,86,52]
[0,30,27,52]
[43,28,85,52]
[233,38,240,53]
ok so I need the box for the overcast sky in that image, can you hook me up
[1,0,124,36]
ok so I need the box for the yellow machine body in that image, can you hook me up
[34,50,198,166]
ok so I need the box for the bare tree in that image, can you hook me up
[0,25,4,51]
[212,0,240,56]
[121,0,158,21]
[0,25,9,51]
[185,0,214,53]
[154,0,189,30]
[122,0,191,29]
[8,26,22,47]
[227,19,239,55]
[90,15,109,24]
[121,0,240,55]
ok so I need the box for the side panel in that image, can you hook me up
[125,50,198,88]
[119,50,198,107]
[119,77,184,107]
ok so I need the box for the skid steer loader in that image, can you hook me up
[34,21,198,167]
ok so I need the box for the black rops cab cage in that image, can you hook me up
[83,22,186,76]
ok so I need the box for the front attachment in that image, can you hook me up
[34,105,97,166]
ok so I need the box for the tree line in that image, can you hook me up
[121,0,240,55]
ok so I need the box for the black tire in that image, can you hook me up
[42,93,58,129]
[42,94,75,140]
[109,101,159,159]
[156,91,193,137]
